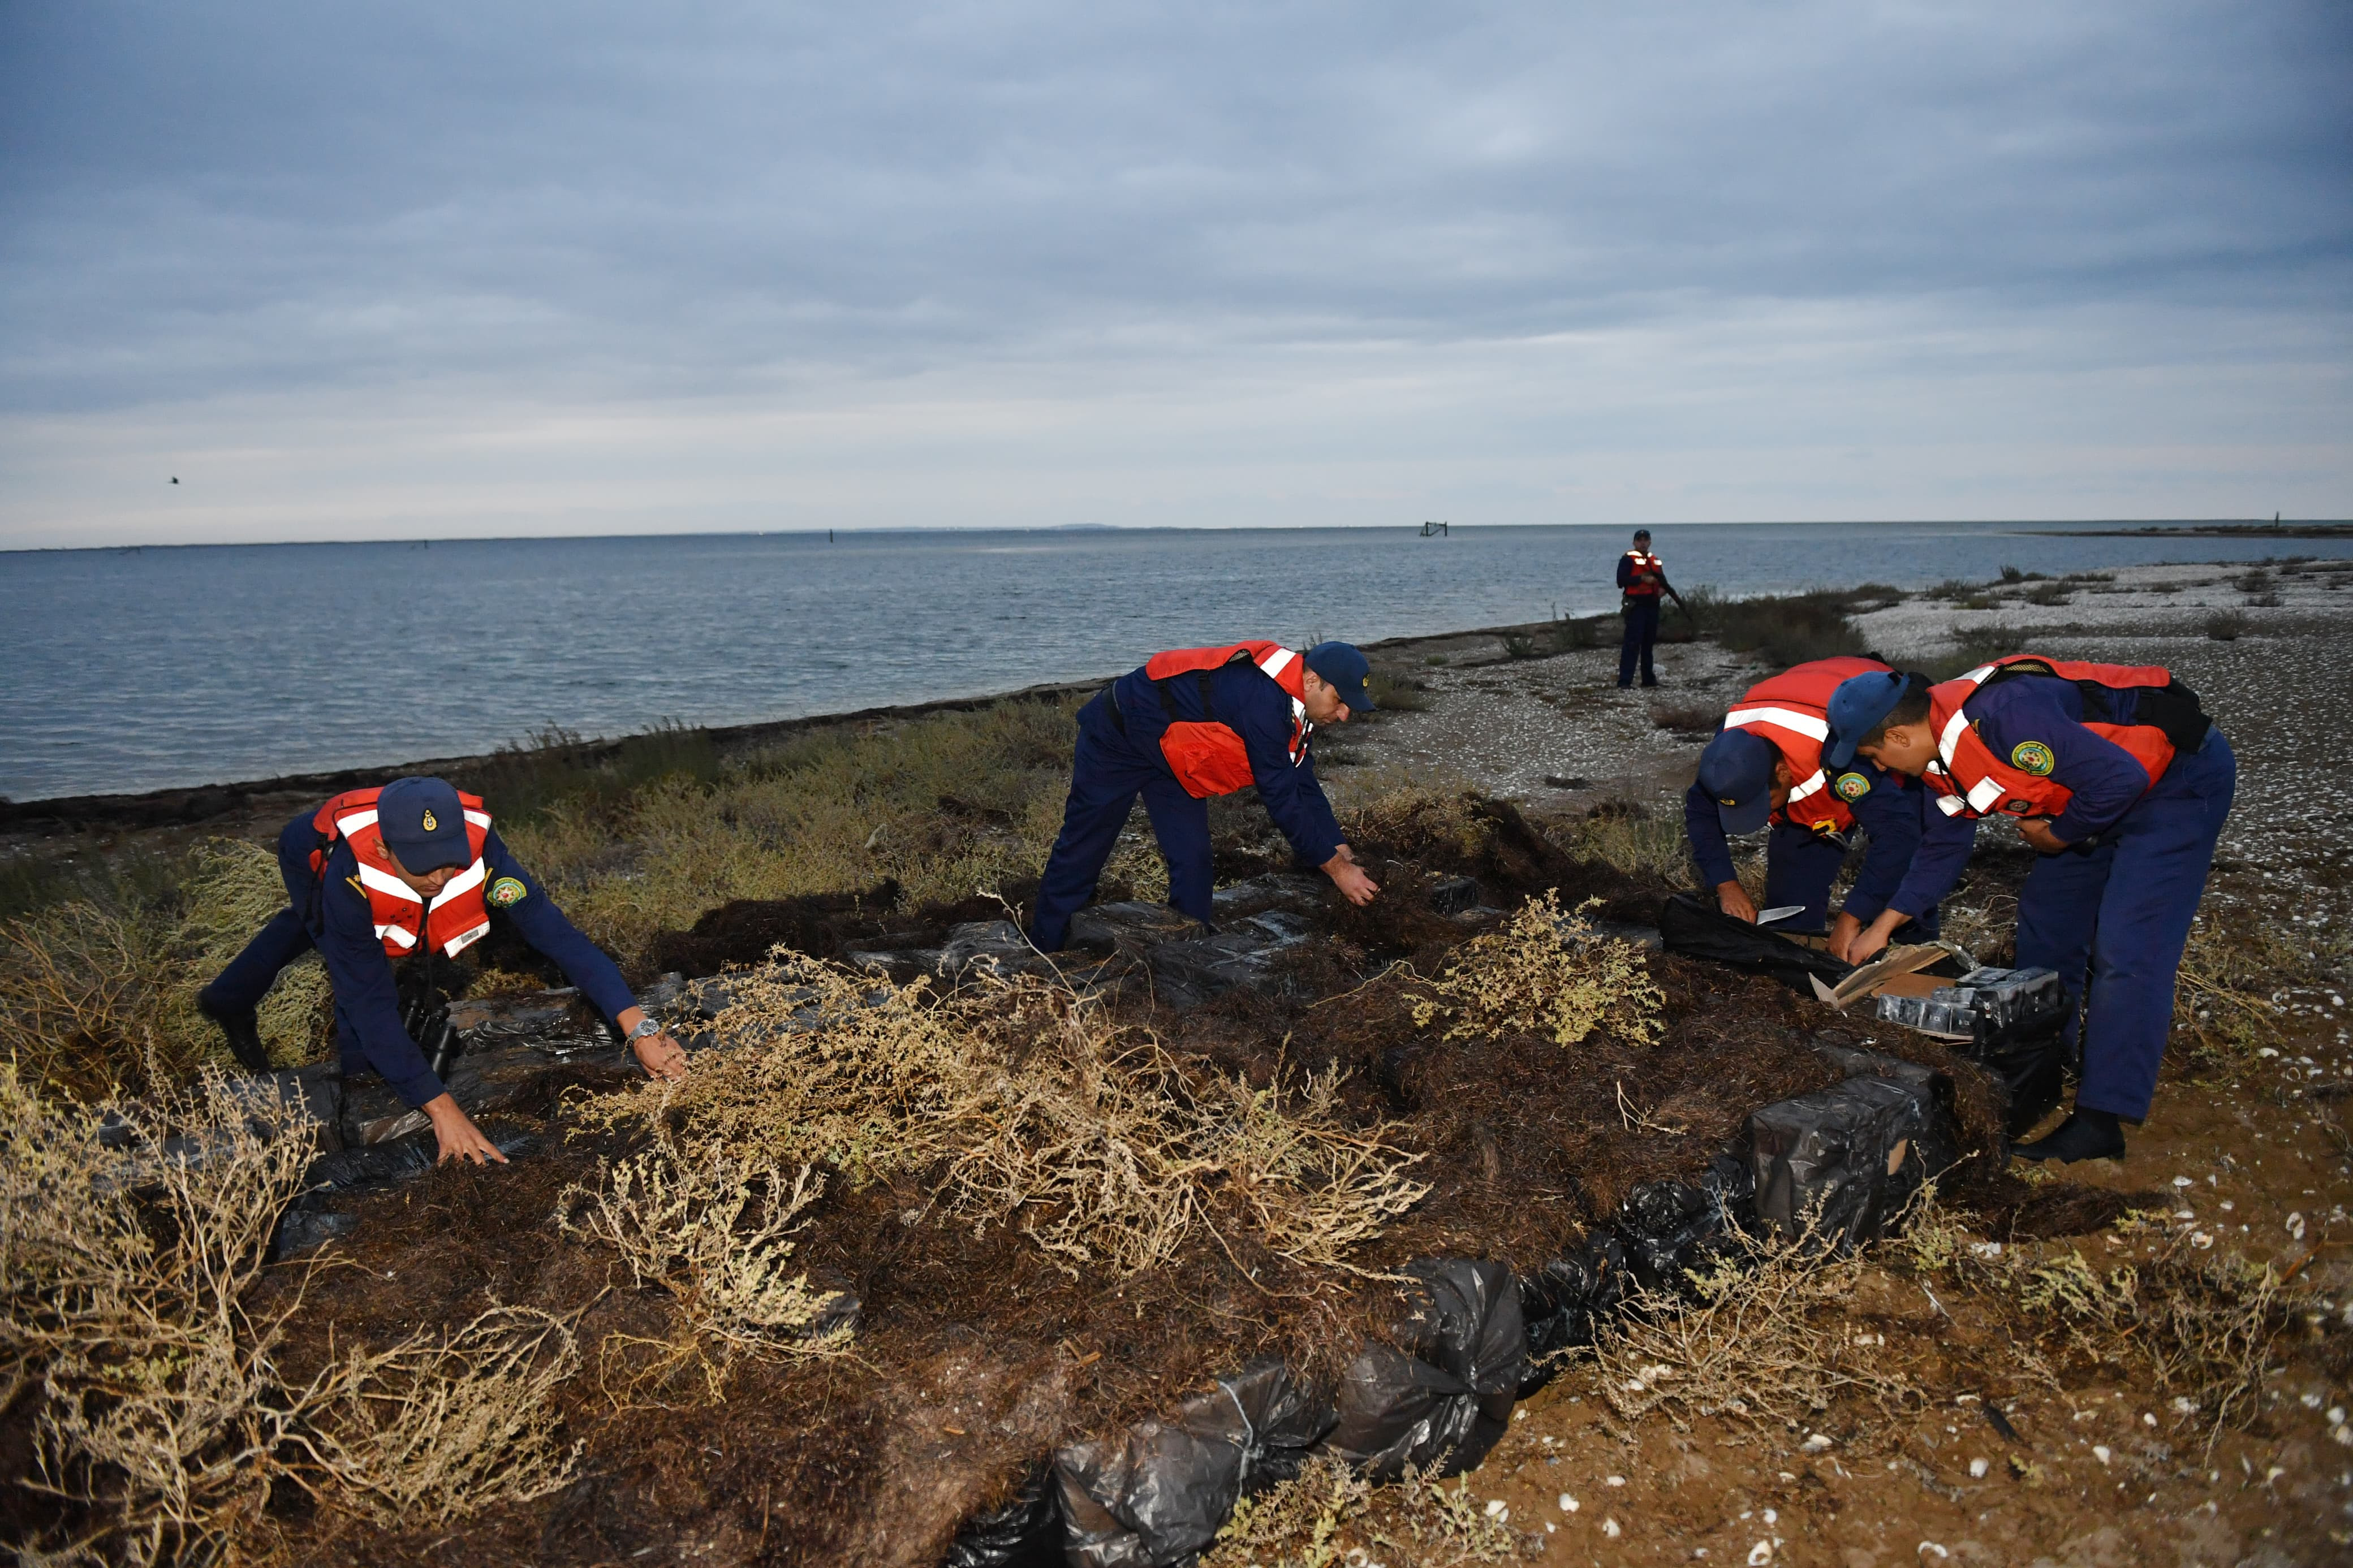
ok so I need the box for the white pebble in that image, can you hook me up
[1748,1543,1774,1566]
[1800,1433,1832,1452]
[1605,1474,1626,1487]
[2143,1413,2157,1427]
[1968,1457,1989,1478]
[1559,1493,1579,1513]
[1603,1517,1622,1539]
[1919,1546,1949,1561]
[1484,1499,1507,1521]
[2330,1407,2346,1427]
[2173,1176,2193,1187]
[2093,1445,2112,1465]
[2287,1212,2308,1242]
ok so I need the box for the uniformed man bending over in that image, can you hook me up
[1686,655,1976,960]
[198,776,688,1165]
[1824,657,2233,1163]
[1029,641,1380,952]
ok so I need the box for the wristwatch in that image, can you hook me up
[624,1017,665,1045]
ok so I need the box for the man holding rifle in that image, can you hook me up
[197,776,688,1165]
[1617,528,1683,688]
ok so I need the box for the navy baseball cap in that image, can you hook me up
[376,776,472,871]
[1822,671,1912,768]
[1303,642,1376,712]
[1696,727,1778,835]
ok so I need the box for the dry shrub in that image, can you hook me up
[0,903,187,1098]
[1201,1456,1518,1568]
[1342,783,1497,867]
[2001,1229,2299,1451]
[1556,806,1691,884]
[2171,910,2345,1061]
[558,1142,852,1359]
[1412,891,1661,1049]
[1,1065,578,1561]
[580,954,1427,1278]
[1594,1217,1918,1436]
[290,1307,580,1528]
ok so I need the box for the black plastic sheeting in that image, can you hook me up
[1960,1026,2068,1139]
[1324,1260,1524,1483]
[1054,1358,1335,1568]
[1656,893,1852,995]
[1518,1230,1630,1394]
[1747,1075,1931,1252]
[1613,1156,1756,1294]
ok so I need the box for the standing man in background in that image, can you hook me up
[1617,528,1675,688]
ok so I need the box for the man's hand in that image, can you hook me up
[632,1030,688,1081]
[1827,910,1864,961]
[1715,880,1757,923]
[1322,845,1380,906]
[1835,910,1910,965]
[2016,817,2067,854]
[424,1092,508,1166]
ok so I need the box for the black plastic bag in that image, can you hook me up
[1962,1024,2067,1139]
[1322,1259,1524,1481]
[1518,1231,1629,1393]
[1810,1039,1958,1177]
[1747,1075,1929,1252]
[943,1461,1063,1568]
[1614,1158,1752,1294]
[1657,894,1852,995]
[1053,1357,1334,1568]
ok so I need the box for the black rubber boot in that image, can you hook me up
[197,992,273,1074]
[2012,1107,2125,1164]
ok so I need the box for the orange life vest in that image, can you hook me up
[1622,550,1666,598]
[1139,641,1311,800]
[1923,655,2191,820]
[1721,655,1893,835]
[308,786,496,958]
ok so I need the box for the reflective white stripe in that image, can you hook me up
[1966,777,2006,812]
[1725,706,1830,741]
[429,858,486,910]
[1258,647,1298,681]
[1936,709,1973,765]
[335,809,380,837]
[375,922,417,949]
[1960,664,1997,686]
[463,810,492,830]
[442,921,489,957]
[355,861,423,904]
[1785,769,1829,802]
[1935,794,1969,816]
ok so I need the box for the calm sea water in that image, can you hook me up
[4,522,2346,801]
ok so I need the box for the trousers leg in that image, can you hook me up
[2013,836,2115,1063]
[199,815,322,1012]
[1140,771,1216,928]
[1762,822,1846,935]
[1637,601,1660,683]
[2075,734,2236,1121]
[1029,713,1155,952]
[1617,606,1641,685]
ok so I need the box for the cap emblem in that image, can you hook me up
[2009,741,2054,776]
[420,807,439,831]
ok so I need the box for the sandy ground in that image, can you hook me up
[1317,557,2353,1566]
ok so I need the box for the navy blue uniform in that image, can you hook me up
[1617,552,1662,686]
[1683,763,1975,937]
[202,812,636,1108]
[1031,663,1345,951]
[1964,676,2236,1121]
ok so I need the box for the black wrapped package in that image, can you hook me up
[1053,1358,1334,1568]
[943,1461,1063,1568]
[1614,1156,1753,1295]
[1747,1075,1930,1252]
[1322,1259,1524,1481]
[1518,1231,1630,1393]
[1657,894,1854,995]
[1961,1026,2068,1139]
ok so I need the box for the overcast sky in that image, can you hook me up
[2,1,2347,547]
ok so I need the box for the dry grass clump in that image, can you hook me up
[1592,1216,1919,1436]
[1202,1456,1520,1568]
[1412,891,1662,1049]
[1556,805,1692,885]
[580,954,1428,1278]
[0,838,331,1099]
[1342,783,1498,866]
[1,1064,578,1561]
[2171,908,2345,1061]
[558,1141,852,1360]
[505,697,1081,960]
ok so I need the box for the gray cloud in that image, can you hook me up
[1,1,2347,538]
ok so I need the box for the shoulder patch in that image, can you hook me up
[487,876,528,909]
[2009,740,2055,776]
[1833,771,1873,802]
